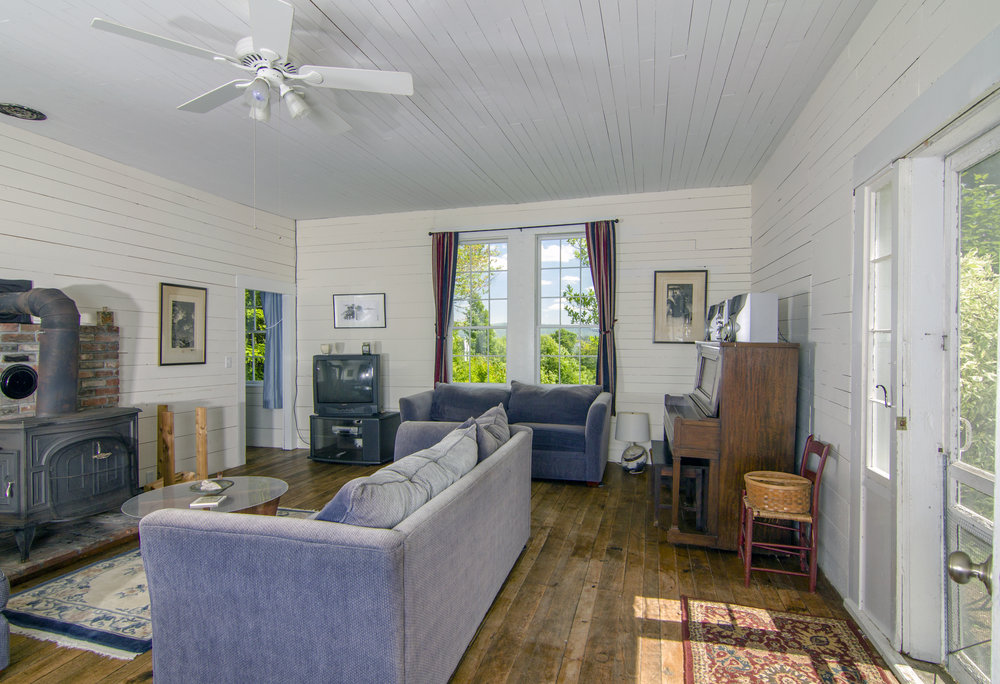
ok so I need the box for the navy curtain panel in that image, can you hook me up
[585,220,617,412]
[261,291,283,409]
[432,232,460,384]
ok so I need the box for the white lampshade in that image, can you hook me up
[280,84,311,119]
[247,78,271,121]
[615,412,650,443]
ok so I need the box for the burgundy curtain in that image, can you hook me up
[432,232,460,384]
[585,220,617,412]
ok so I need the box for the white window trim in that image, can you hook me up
[449,239,509,384]
[450,225,588,385]
[536,232,598,385]
[245,289,267,385]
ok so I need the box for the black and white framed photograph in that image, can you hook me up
[159,283,207,365]
[653,270,707,343]
[333,293,386,329]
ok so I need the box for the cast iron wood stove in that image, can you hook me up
[0,407,140,560]
[0,287,141,560]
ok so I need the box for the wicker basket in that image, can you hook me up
[744,471,811,514]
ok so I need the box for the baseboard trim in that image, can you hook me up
[843,599,927,684]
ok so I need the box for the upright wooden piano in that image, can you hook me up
[663,342,799,550]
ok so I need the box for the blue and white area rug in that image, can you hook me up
[3,507,315,660]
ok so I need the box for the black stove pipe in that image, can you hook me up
[0,288,79,416]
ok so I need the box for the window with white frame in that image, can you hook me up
[448,228,597,386]
[450,241,508,383]
[538,236,599,384]
[245,289,265,382]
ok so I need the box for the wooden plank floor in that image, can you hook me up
[3,447,854,683]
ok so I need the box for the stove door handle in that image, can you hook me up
[93,441,112,460]
[4,480,12,498]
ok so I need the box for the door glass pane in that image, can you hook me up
[869,401,892,475]
[948,143,998,684]
[872,259,892,330]
[958,153,1000,475]
[866,181,894,478]
[948,523,992,680]
[957,481,994,521]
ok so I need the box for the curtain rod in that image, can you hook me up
[428,218,618,237]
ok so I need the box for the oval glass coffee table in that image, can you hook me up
[121,476,288,518]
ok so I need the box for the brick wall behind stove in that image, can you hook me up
[0,323,120,416]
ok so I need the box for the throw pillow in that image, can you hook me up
[507,380,602,425]
[417,421,478,480]
[315,423,478,528]
[315,471,428,528]
[474,403,510,462]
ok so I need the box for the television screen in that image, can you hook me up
[315,357,374,404]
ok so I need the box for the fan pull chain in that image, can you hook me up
[251,115,258,231]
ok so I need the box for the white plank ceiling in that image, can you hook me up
[1,0,875,220]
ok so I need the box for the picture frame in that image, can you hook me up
[333,293,386,329]
[653,270,707,343]
[159,283,207,365]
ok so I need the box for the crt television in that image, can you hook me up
[691,342,722,417]
[313,354,381,417]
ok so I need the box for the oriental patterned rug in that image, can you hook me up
[3,508,315,660]
[682,597,897,683]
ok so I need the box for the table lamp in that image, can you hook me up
[616,412,650,474]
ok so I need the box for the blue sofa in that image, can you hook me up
[400,380,611,485]
[139,421,532,684]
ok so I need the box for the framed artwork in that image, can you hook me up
[159,283,207,365]
[653,270,707,343]
[333,293,386,329]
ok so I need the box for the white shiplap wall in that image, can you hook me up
[751,0,1000,597]
[0,120,295,484]
[296,186,751,455]
[246,385,284,449]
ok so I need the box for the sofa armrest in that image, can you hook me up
[139,510,406,683]
[584,392,612,480]
[393,420,463,460]
[399,389,434,422]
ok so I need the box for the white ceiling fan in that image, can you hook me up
[91,0,413,130]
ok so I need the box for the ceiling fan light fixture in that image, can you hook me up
[247,77,270,105]
[280,85,310,119]
[247,77,271,121]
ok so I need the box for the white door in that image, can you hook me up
[857,173,900,646]
[943,133,1000,684]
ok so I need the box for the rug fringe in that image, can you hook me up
[9,625,140,661]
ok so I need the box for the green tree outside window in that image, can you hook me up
[452,242,508,383]
[539,236,599,385]
[245,289,266,382]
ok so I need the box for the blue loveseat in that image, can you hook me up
[399,380,611,485]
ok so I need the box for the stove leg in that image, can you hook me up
[14,525,35,562]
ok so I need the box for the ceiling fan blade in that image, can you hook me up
[91,18,236,63]
[249,0,294,59]
[306,106,352,135]
[177,80,247,113]
[298,66,414,96]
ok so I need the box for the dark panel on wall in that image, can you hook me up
[0,280,32,324]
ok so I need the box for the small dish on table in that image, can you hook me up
[189,479,234,494]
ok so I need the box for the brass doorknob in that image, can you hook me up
[948,551,992,596]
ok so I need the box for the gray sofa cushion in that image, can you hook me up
[517,421,586,452]
[475,403,511,462]
[507,380,602,425]
[430,383,510,422]
[317,424,478,527]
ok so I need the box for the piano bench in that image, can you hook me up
[652,464,707,531]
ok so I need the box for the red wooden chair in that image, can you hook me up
[738,434,831,592]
